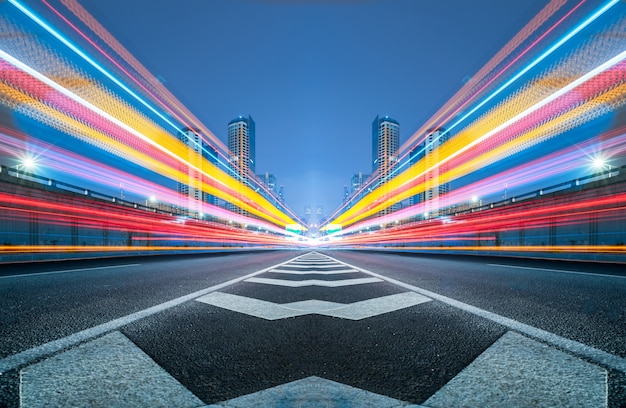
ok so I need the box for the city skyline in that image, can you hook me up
[74,0,550,215]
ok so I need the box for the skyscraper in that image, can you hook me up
[278,185,284,203]
[372,115,399,177]
[228,115,255,216]
[257,171,284,207]
[177,128,217,218]
[228,115,256,175]
[409,128,450,217]
[258,172,277,194]
[351,172,370,193]
[372,115,400,217]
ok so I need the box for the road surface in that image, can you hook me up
[1,250,624,407]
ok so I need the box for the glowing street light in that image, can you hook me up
[15,156,37,177]
[470,195,481,208]
[591,156,615,177]
[22,157,36,169]
[145,195,157,207]
[592,156,607,170]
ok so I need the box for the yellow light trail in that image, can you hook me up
[0,43,299,227]
[330,45,626,229]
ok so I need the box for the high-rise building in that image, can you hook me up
[258,172,277,193]
[372,115,400,217]
[228,115,255,215]
[257,171,284,207]
[303,205,312,225]
[228,115,255,175]
[351,172,370,193]
[372,115,399,176]
[177,128,217,218]
[409,128,450,217]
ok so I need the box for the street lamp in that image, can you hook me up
[145,195,156,207]
[470,195,481,209]
[15,156,37,177]
[592,156,615,177]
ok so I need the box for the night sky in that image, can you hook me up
[78,0,548,217]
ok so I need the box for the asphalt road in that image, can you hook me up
[0,250,624,407]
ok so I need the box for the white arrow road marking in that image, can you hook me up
[424,331,607,408]
[195,291,431,320]
[268,268,359,275]
[205,376,424,407]
[244,277,382,287]
[276,263,349,269]
[20,331,203,408]
[328,254,626,373]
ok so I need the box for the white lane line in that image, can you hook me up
[269,268,359,275]
[20,331,203,407]
[274,264,349,269]
[326,255,626,374]
[488,264,626,280]
[424,331,607,408]
[287,262,339,266]
[0,257,298,374]
[0,264,142,279]
[196,292,305,320]
[196,291,431,321]
[203,376,422,407]
[245,277,382,287]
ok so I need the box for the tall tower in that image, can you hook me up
[372,115,399,177]
[228,115,256,215]
[372,115,400,217]
[351,172,370,193]
[410,128,450,217]
[258,172,277,194]
[177,128,215,218]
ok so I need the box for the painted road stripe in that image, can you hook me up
[196,292,306,320]
[196,291,431,320]
[321,292,431,320]
[20,331,202,407]
[287,261,339,268]
[488,263,626,280]
[425,331,607,408]
[0,257,299,374]
[328,255,626,373]
[280,263,344,268]
[205,376,424,407]
[269,268,359,275]
[0,264,141,279]
[244,277,382,287]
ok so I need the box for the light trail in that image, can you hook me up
[330,0,614,224]
[1,0,625,256]
[330,49,626,229]
[0,47,299,228]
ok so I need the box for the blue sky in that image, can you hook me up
[79,0,548,217]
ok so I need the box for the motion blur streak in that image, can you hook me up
[0,0,625,257]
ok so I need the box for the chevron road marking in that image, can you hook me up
[244,276,382,287]
[11,251,618,406]
[327,254,626,374]
[20,331,202,408]
[0,256,299,374]
[268,267,359,275]
[196,291,431,320]
[273,263,353,269]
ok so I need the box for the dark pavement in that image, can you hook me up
[1,250,624,407]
